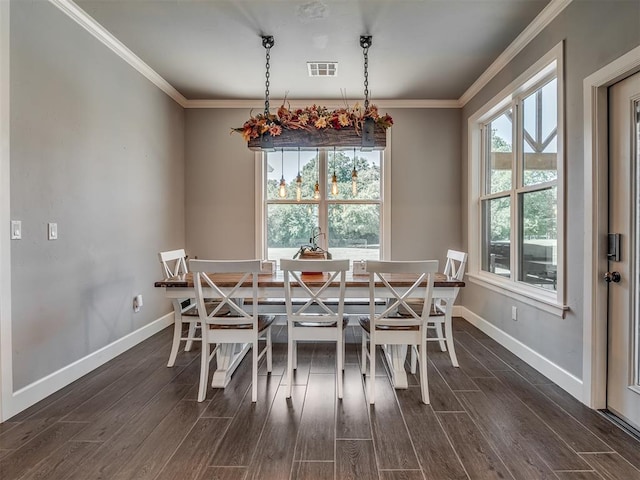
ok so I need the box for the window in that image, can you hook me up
[260,148,386,267]
[469,43,565,312]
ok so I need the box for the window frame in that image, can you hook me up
[255,142,391,264]
[468,42,568,317]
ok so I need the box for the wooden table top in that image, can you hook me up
[154,271,465,288]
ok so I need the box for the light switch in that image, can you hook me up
[11,220,21,239]
[48,222,58,240]
[133,294,143,313]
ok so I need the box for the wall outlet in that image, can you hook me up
[133,294,143,313]
[48,223,58,240]
[11,220,21,239]
[511,306,518,321]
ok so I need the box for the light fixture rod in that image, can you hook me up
[296,147,302,201]
[278,148,287,198]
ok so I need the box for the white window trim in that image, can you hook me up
[468,41,568,317]
[255,131,392,262]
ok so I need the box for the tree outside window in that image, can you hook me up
[265,149,382,266]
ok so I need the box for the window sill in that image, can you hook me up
[466,273,569,318]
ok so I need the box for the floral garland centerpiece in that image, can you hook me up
[232,102,393,144]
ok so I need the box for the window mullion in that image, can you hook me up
[481,124,488,195]
[516,181,558,195]
[480,191,512,202]
[511,100,520,283]
[318,150,328,250]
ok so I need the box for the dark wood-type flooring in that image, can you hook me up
[2,317,640,480]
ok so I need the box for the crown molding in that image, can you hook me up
[48,0,188,107]
[458,0,572,107]
[183,98,461,109]
[50,0,570,110]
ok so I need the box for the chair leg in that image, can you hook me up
[167,315,183,368]
[435,322,447,352]
[360,332,367,375]
[342,330,346,371]
[184,321,197,352]
[410,346,417,374]
[337,333,344,399]
[292,340,298,369]
[369,342,376,404]
[198,339,209,402]
[252,340,258,403]
[287,333,294,398]
[266,327,273,373]
[419,342,429,405]
[444,316,459,367]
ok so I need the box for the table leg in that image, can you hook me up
[210,298,251,388]
[443,302,459,367]
[382,344,409,389]
[211,343,251,388]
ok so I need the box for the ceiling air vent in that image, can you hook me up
[307,62,338,77]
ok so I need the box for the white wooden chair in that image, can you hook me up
[399,250,467,368]
[281,259,350,399]
[158,249,200,367]
[430,249,467,366]
[359,260,438,404]
[190,259,274,403]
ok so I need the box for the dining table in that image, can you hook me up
[155,270,465,390]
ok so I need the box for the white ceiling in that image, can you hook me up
[73,0,552,102]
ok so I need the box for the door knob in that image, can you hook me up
[604,271,621,283]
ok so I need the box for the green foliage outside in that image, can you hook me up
[488,131,557,243]
[267,151,380,248]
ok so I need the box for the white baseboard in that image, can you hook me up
[7,307,584,419]
[6,313,173,419]
[454,306,584,401]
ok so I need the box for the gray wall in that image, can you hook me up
[184,108,462,268]
[460,0,640,377]
[185,109,257,260]
[387,108,462,261]
[10,1,185,390]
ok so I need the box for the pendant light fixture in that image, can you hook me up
[351,148,358,195]
[240,34,390,150]
[313,148,321,200]
[278,149,287,198]
[295,147,302,201]
[331,147,339,196]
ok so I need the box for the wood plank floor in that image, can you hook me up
[2,317,640,480]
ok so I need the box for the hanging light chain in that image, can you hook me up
[363,47,369,110]
[262,36,274,116]
[360,36,372,111]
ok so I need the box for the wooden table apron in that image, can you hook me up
[155,272,464,390]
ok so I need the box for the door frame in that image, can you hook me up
[0,0,11,422]
[583,45,640,408]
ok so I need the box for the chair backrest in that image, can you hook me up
[443,250,468,281]
[280,259,350,323]
[366,260,438,328]
[159,249,188,278]
[189,259,261,327]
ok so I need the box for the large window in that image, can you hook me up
[261,148,385,266]
[470,44,564,311]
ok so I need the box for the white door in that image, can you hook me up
[607,71,640,431]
